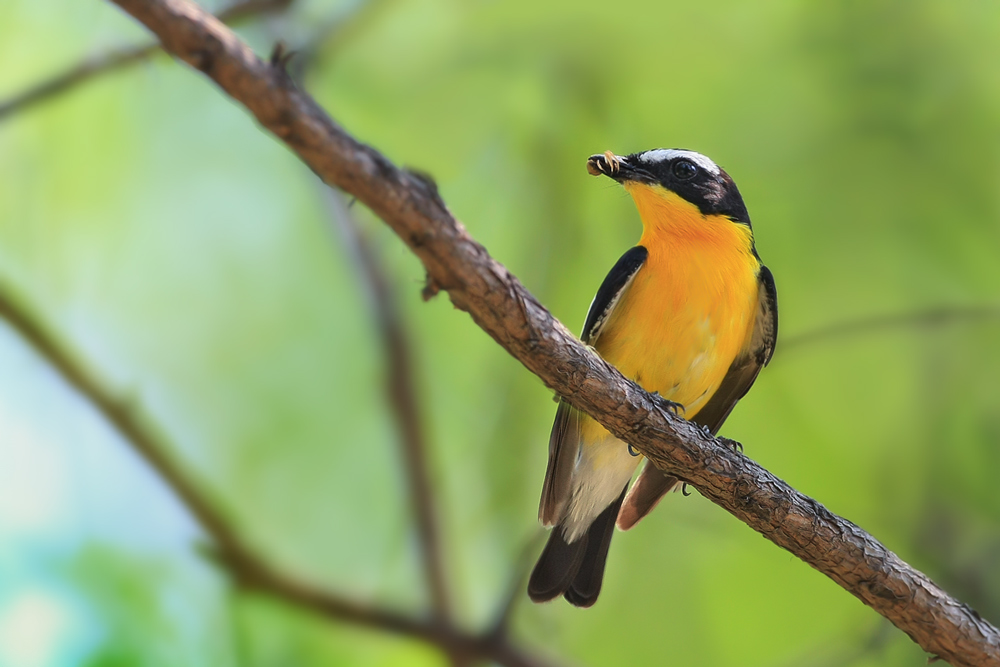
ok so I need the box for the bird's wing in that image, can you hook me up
[539,246,649,526]
[581,246,649,345]
[687,264,777,431]
[617,264,777,530]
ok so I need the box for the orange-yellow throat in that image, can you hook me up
[591,182,760,425]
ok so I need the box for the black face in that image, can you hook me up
[587,149,752,226]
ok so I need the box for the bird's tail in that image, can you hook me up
[527,487,627,607]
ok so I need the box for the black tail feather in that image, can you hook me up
[527,487,627,607]
[564,488,626,607]
[527,528,587,603]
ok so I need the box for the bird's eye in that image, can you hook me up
[671,159,698,180]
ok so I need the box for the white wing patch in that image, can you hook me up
[638,149,720,176]
[583,263,643,344]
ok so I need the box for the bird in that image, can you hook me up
[527,148,777,607]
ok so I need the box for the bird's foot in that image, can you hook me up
[649,391,684,416]
[719,436,743,453]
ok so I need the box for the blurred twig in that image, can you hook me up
[0,0,562,662]
[226,589,251,667]
[771,619,896,667]
[0,285,563,667]
[287,0,384,80]
[0,0,295,121]
[325,190,453,623]
[101,1,1000,664]
[489,529,547,639]
[0,288,247,555]
[779,304,1000,355]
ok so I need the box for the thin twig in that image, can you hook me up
[0,286,560,667]
[287,0,382,81]
[0,287,246,555]
[237,561,560,667]
[771,619,895,667]
[0,0,294,121]
[102,2,1000,663]
[779,305,1000,355]
[489,529,547,639]
[0,43,159,119]
[226,589,251,667]
[325,190,453,622]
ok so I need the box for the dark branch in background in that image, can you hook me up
[779,305,1000,355]
[0,288,560,667]
[0,0,294,121]
[100,1,1000,665]
[1,2,563,665]
[286,0,384,81]
[489,529,547,638]
[0,43,159,120]
[0,289,249,556]
[324,190,453,623]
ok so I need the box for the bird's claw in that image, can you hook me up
[269,41,297,70]
[719,437,743,453]
[650,391,684,415]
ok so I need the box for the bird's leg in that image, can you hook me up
[718,436,743,453]
[627,394,683,457]
[695,423,743,453]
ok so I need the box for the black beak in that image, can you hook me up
[586,151,650,183]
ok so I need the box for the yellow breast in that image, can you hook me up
[593,184,760,419]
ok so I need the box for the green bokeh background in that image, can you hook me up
[1,0,999,665]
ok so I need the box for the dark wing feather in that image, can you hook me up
[538,401,580,526]
[529,486,628,606]
[618,264,777,530]
[616,468,679,531]
[538,246,648,526]
[581,245,648,344]
[563,486,627,607]
[692,264,777,431]
[529,486,627,606]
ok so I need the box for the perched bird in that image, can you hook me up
[528,149,777,607]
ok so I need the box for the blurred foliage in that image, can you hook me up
[1,0,999,665]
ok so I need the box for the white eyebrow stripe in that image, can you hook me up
[638,149,720,176]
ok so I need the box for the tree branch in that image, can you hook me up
[99,1,1000,664]
[780,305,1000,355]
[0,287,560,667]
[0,0,295,121]
[489,529,547,638]
[230,559,560,667]
[325,190,454,623]
[0,288,247,554]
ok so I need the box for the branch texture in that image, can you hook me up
[97,1,1000,664]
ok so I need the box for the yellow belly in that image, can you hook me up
[582,219,760,442]
[559,184,761,537]
[599,255,757,409]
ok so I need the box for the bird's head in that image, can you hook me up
[587,149,752,232]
